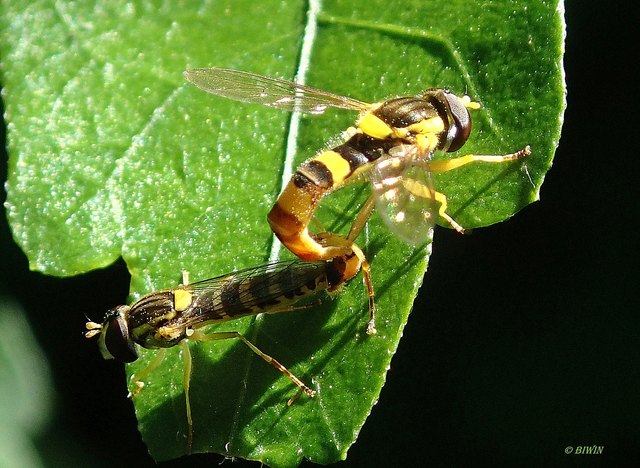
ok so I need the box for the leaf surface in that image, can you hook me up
[0,0,565,466]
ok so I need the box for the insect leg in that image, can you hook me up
[188,330,316,404]
[128,348,168,398]
[346,196,378,334]
[407,146,530,232]
[401,178,466,233]
[347,194,376,243]
[428,146,531,173]
[181,270,190,286]
[316,230,376,335]
[180,340,194,454]
[353,244,376,335]
[259,301,323,317]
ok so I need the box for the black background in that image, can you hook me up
[1,2,637,466]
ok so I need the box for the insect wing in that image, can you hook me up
[184,68,370,115]
[371,146,439,245]
[176,260,325,328]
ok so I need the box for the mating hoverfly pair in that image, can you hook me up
[86,67,530,451]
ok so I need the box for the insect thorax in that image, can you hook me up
[128,290,187,349]
[373,95,444,129]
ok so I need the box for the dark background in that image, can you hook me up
[1,2,637,466]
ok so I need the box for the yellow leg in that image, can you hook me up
[347,194,376,243]
[180,341,194,454]
[181,270,190,286]
[189,329,316,404]
[401,179,466,233]
[401,145,531,232]
[315,231,377,334]
[128,348,167,398]
[432,191,465,234]
[128,347,195,453]
[429,146,530,173]
[349,243,376,335]
[344,196,378,334]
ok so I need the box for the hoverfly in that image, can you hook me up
[184,68,530,333]
[85,255,360,453]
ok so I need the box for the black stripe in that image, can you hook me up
[374,96,435,128]
[268,203,304,230]
[305,276,319,291]
[275,265,302,300]
[221,279,253,314]
[247,274,281,309]
[333,142,369,172]
[292,172,313,189]
[128,292,174,330]
[342,133,398,164]
[301,159,334,189]
[325,258,346,290]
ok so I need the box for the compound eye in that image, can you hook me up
[444,93,472,152]
[100,309,138,363]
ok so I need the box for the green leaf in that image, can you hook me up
[1,0,565,466]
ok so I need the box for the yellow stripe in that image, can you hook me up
[173,289,193,312]
[275,182,316,224]
[314,151,351,185]
[406,116,445,135]
[358,112,393,139]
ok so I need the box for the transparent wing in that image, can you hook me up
[184,67,371,115]
[371,145,440,245]
[178,260,328,327]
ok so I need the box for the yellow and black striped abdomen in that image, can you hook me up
[267,132,400,260]
[160,259,358,333]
